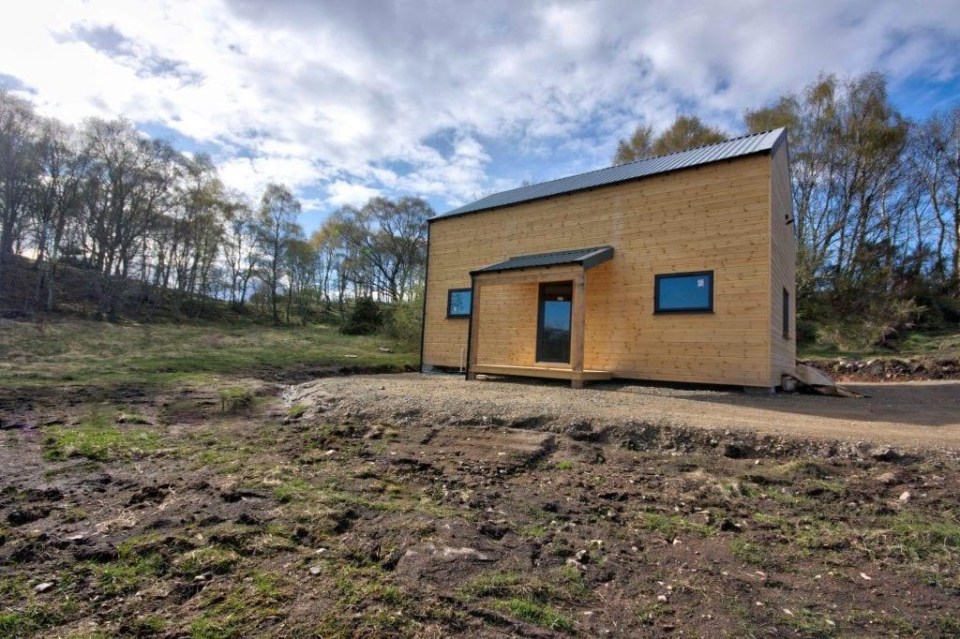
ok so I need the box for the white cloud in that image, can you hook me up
[326,181,382,207]
[1,0,958,229]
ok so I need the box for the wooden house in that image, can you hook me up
[420,128,795,391]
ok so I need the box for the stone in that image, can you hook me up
[871,447,902,462]
[898,491,911,503]
[875,472,898,485]
[34,581,55,593]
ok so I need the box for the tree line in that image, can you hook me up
[0,90,430,324]
[4,71,958,347]
[615,72,960,348]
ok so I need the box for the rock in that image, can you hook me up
[34,581,55,593]
[440,546,494,562]
[723,442,754,459]
[860,572,872,581]
[719,519,741,533]
[7,506,52,526]
[898,491,911,503]
[875,472,898,485]
[657,594,668,603]
[478,521,509,540]
[871,447,903,462]
[309,566,322,575]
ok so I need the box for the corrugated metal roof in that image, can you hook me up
[434,128,786,221]
[472,246,614,275]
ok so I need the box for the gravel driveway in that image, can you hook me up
[289,373,960,451]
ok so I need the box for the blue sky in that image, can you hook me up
[1,0,958,236]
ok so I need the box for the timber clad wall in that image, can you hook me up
[769,142,797,386]
[424,150,794,388]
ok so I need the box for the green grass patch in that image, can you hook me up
[636,512,715,539]
[781,608,837,638]
[218,387,254,413]
[42,411,161,462]
[286,404,308,419]
[91,552,167,596]
[0,318,416,389]
[494,597,573,632]
[883,512,960,561]
[189,573,292,639]
[729,539,771,567]
[174,546,240,578]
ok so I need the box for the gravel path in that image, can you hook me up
[288,373,960,451]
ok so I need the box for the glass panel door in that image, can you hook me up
[537,282,572,363]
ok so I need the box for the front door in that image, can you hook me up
[537,281,572,363]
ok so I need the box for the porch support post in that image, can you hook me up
[466,277,481,380]
[570,269,586,389]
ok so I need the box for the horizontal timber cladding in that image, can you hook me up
[769,141,797,386]
[423,154,775,387]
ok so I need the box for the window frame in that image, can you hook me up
[653,270,714,314]
[782,287,790,338]
[446,287,472,319]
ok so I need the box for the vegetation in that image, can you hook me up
[0,317,415,389]
[613,115,727,164]
[0,90,429,327]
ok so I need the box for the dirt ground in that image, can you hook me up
[293,373,960,451]
[1,374,959,638]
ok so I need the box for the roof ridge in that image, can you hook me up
[435,127,785,221]
[615,127,783,167]
[487,128,782,199]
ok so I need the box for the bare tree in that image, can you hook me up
[0,91,39,302]
[256,183,301,324]
[909,107,960,292]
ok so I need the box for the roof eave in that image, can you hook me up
[430,144,778,223]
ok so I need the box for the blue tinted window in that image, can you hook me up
[447,288,472,317]
[655,272,713,312]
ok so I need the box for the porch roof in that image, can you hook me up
[470,245,613,276]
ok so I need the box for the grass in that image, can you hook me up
[799,327,960,360]
[174,546,241,578]
[0,317,417,389]
[729,539,770,567]
[189,572,293,639]
[218,387,255,412]
[635,512,715,539]
[43,410,161,462]
[458,568,588,632]
[91,553,167,596]
[495,598,573,632]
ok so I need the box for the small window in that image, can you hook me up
[447,288,472,318]
[654,271,713,313]
[782,288,790,338]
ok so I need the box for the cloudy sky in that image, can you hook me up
[1,0,959,233]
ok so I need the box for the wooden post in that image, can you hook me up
[466,278,481,380]
[570,269,586,388]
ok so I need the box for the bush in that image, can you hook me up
[340,298,383,335]
[382,287,423,352]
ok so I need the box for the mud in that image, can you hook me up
[1,376,959,637]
